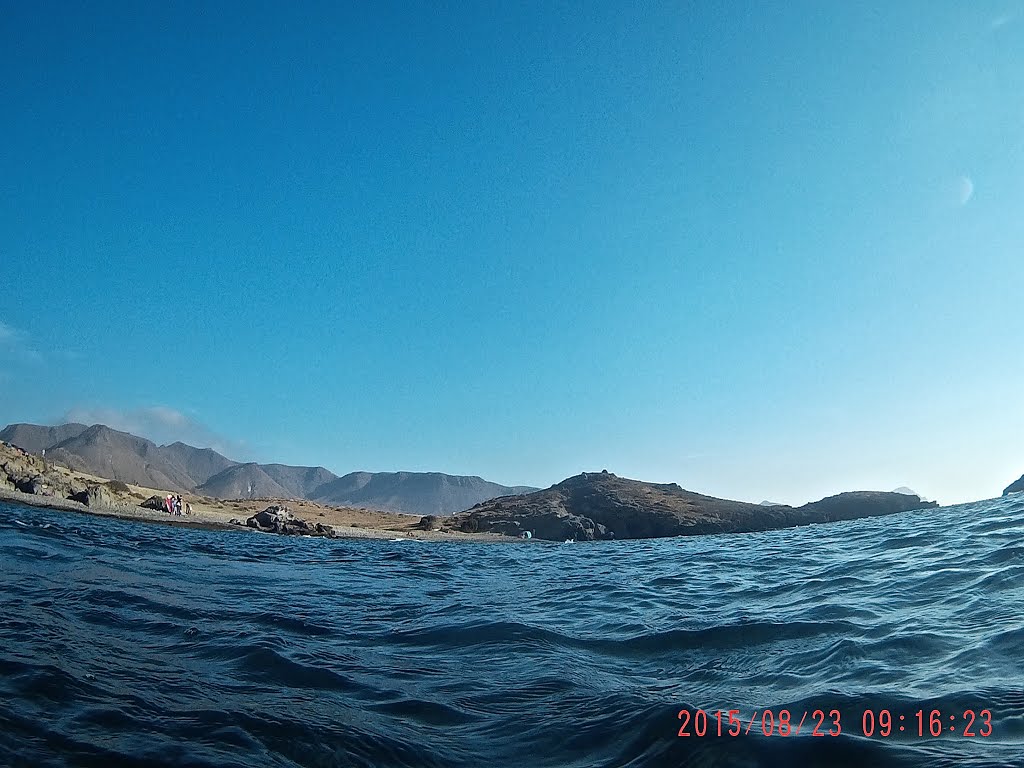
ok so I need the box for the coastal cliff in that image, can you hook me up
[450,471,938,541]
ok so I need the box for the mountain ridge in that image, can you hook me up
[0,422,538,515]
[310,471,537,515]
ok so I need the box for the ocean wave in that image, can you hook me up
[1,496,1022,766]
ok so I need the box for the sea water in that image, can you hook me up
[0,496,1022,767]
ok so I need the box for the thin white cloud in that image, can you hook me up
[59,405,251,459]
[0,319,42,363]
[957,175,975,205]
[0,320,26,345]
[146,405,189,428]
[991,13,1016,30]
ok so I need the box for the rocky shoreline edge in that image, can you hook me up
[2,439,940,543]
[0,486,241,532]
[0,487,520,542]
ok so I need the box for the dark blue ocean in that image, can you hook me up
[1,496,1022,768]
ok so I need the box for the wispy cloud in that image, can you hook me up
[991,13,1016,30]
[0,320,43,363]
[60,405,251,459]
[0,320,27,346]
[957,175,975,206]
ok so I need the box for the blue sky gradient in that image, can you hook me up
[3,2,1023,504]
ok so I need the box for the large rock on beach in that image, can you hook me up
[69,483,117,508]
[417,515,441,531]
[85,483,115,508]
[140,495,168,511]
[244,506,334,537]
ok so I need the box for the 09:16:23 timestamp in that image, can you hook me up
[861,709,992,737]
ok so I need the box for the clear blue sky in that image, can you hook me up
[2,2,1023,505]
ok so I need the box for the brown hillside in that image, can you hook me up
[450,471,937,541]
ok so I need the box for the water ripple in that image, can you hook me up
[1,496,1022,766]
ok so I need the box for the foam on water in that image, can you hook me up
[1,496,1022,767]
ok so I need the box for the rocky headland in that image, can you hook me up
[1003,473,1024,496]
[449,470,938,541]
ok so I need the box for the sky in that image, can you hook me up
[2,1,1024,506]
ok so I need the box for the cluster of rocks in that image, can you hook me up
[228,505,337,537]
[416,514,458,533]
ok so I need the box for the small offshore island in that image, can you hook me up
[0,422,947,542]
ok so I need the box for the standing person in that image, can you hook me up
[173,495,182,516]
[165,494,174,515]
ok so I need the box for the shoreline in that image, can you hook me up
[0,487,528,543]
[1,440,941,544]
[0,440,527,542]
[0,488,247,533]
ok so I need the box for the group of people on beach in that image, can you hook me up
[164,494,192,516]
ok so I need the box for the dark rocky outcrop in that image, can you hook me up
[457,509,609,540]
[21,472,74,498]
[1003,474,1024,496]
[69,483,116,508]
[450,472,938,541]
[140,494,168,511]
[0,443,74,499]
[0,444,41,488]
[241,505,336,537]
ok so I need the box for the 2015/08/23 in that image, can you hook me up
[676,708,994,738]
